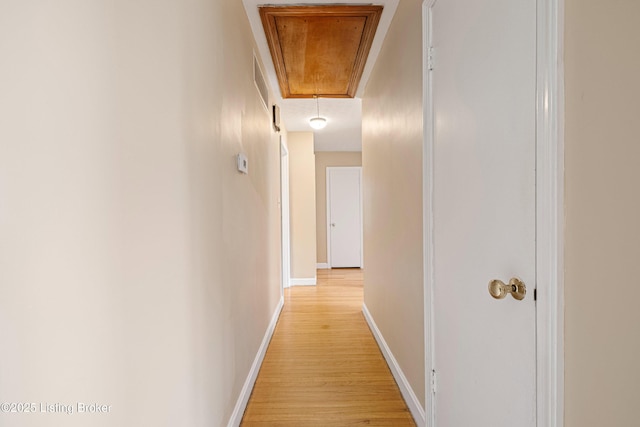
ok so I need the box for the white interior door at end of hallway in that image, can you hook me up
[428,0,537,426]
[327,167,362,268]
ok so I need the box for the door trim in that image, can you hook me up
[421,0,564,426]
[280,137,291,290]
[422,2,436,426]
[326,166,363,269]
[535,0,564,425]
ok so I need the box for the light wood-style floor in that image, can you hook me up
[241,268,416,426]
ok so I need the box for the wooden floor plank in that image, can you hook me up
[241,269,416,426]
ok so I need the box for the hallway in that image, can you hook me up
[241,269,416,426]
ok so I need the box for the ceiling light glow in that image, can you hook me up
[309,117,327,130]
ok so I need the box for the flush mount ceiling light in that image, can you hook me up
[309,95,327,130]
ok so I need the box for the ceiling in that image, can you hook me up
[243,0,399,151]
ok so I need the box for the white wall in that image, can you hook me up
[564,1,640,425]
[0,1,282,425]
[361,0,425,410]
[288,132,317,282]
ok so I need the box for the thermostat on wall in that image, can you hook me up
[237,153,249,174]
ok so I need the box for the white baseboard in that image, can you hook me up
[227,296,284,427]
[316,263,330,269]
[290,277,317,286]
[362,303,426,427]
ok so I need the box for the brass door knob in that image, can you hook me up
[488,278,526,300]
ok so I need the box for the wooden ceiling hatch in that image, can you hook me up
[259,4,384,99]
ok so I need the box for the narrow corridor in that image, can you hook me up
[241,269,416,426]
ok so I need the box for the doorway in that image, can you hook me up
[326,167,363,268]
[422,0,563,425]
[280,137,290,289]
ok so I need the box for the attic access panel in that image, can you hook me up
[259,5,383,99]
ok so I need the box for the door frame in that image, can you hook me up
[280,137,291,290]
[326,166,364,269]
[421,0,565,426]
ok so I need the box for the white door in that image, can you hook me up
[327,167,362,268]
[429,0,537,425]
